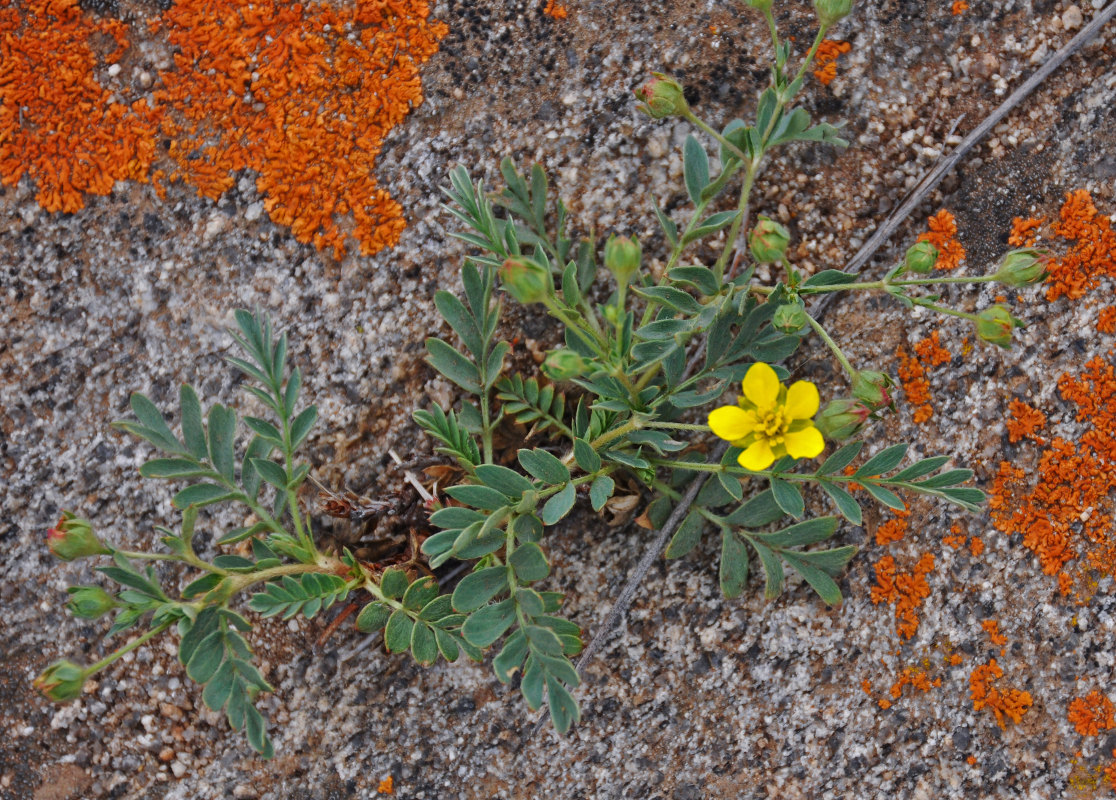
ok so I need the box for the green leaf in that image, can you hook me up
[475,464,535,498]
[802,269,858,288]
[410,623,439,666]
[681,210,739,245]
[545,675,580,734]
[589,476,614,511]
[452,566,510,612]
[755,517,839,548]
[289,406,318,449]
[417,595,455,622]
[401,577,439,611]
[444,484,511,511]
[751,540,785,599]
[668,265,720,296]
[820,482,862,525]
[250,458,288,490]
[521,656,545,710]
[207,404,237,483]
[139,458,211,480]
[128,393,183,453]
[384,610,414,653]
[633,286,703,315]
[720,530,750,599]
[782,552,843,605]
[172,483,235,509]
[939,487,986,511]
[572,439,601,473]
[243,416,283,444]
[518,449,571,485]
[541,482,576,525]
[916,469,974,489]
[652,197,679,247]
[355,602,391,632]
[818,441,863,475]
[425,338,482,393]
[434,629,461,662]
[796,545,857,577]
[683,135,710,205]
[178,607,219,667]
[179,385,208,460]
[379,568,409,601]
[855,444,909,478]
[186,631,225,683]
[664,511,706,560]
[509,542,550,582]
[769,477,804,519]
[725,489,784,528]
[461,598,516,648]
[860,481,906,511]
[430,506,486,529]
[434,290,483,356]
[717,470,744,502]
[494,630,528,683]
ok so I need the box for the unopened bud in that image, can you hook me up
[542,349,590,381]
[976,305,1022,349]
[634,73,688,120]
[851,370,894,410]
[812,0,854,27]
[499,257,552,305]
[815,398,871,441]
[749,216,790,263]
[34,660,88,702]
[604,235,641,287]
[772,302,808,333]
[47,513,110,562]
[994,248,1048,287]
[66,586,118,620]
[903,241,939,275]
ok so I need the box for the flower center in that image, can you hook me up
[756,406,788,440]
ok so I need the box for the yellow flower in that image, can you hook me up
[708,363,825,471]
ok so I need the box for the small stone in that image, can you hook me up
[170,760,187,778]
[233,785,260,799]
[1061,5,1083,30]
[107,63,121,77]
[203,213,227,242]
[158,747,175,763]
[159,702,183,721]
[244,201,265,222]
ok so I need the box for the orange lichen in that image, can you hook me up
[917,209,966,271]
[1106,750,1116,789]
[887,665,940,702]
[949,652,964,666]
[943,534,966,549]
[543,0,568,19]
[969,535,984,556]
[377,774,394,794]
[1,0,446,258]
[152,0,447,258]
[981,620,1007,647]
[951,0,969,13]
[969,658,1032,729]
[812,39,851,86]
[897,332,951,424]
[1009,216,1044,247]
[1097,306,1116,335]
[1044,191,1116,302]
[875,510,910,546]
[870,553,935,640]
[992,356,1116,595]
[1067,691,1116,736]
[966,755,978,765]
[0,0,159,212]
[1006,399,1046,444]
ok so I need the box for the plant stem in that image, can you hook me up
[685,112,749,163]
[85,621,173,676]
[644,421,710,432]
[226,560,337,596]
[911,297,982,322]
[790,25,829,88]
[804,313,856,379]
[713,160,758,282]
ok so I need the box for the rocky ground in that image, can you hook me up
[2,0,1116,798]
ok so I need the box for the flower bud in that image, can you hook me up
[634,73,688,120]
[994,248,1048,287]
[47,513,110,562]
[34,660,88,702]
[903,241,939,275]
[851,370,894,410]
[604,235,641,287]
[498,257,552,305]
[749,216,790,263]
[976,305,1022,349]
[542,349,590,381]
[812,0,853,27]
[772,301,808,333]
[815,398,871,441]
[66,586,118,620]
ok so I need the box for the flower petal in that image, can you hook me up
[742,363,779,410]
[784,425,825,460]
[785,380,820,419]
[708,406,754,442]
[737,439,775,471]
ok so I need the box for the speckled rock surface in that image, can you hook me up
[3,1,1116,798]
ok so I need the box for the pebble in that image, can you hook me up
[244,201,265,222]
[1062,5,1083,30]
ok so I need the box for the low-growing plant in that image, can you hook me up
[37,0,1048,756]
